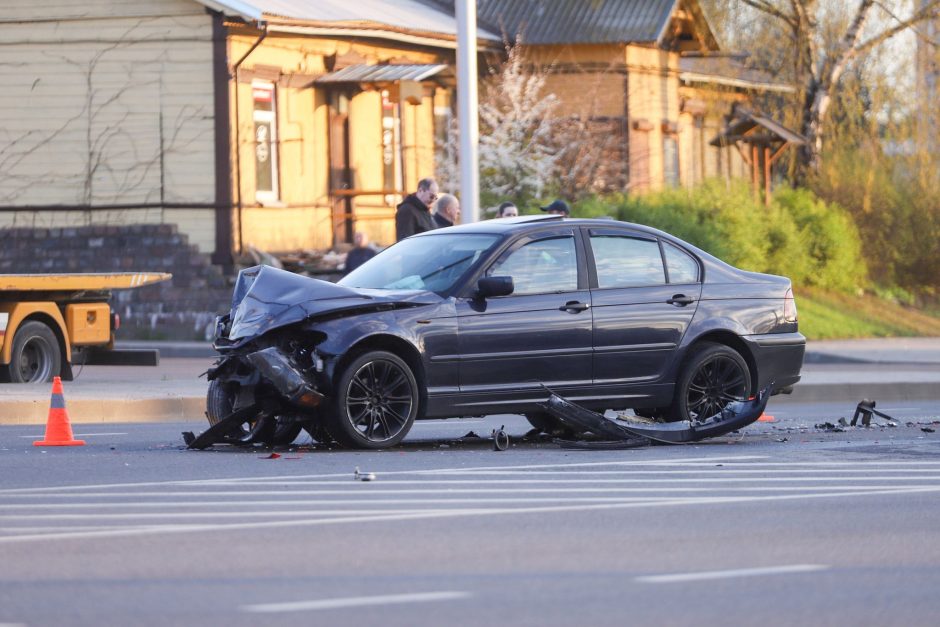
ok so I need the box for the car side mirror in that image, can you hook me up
[477,276,514,298]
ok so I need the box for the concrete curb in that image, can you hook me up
[1,397,206,425]
[2,381,935,426]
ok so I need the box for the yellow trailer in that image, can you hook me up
[0,273,171,383]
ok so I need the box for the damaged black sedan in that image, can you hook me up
[198,215,804,450]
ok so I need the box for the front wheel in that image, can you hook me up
[6,321,61,383]
[326,351,418,450]
[671,343,751,422]
[206,379,302,446]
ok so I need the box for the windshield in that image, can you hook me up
[340,233,499,294]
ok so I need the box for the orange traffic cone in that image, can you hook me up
[758,413,776,423]
[34,376,85,447]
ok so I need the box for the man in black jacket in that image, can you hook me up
[432,193,460,229]
[395,177,439,241]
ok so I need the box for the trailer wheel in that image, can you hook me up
[6,321,61,383]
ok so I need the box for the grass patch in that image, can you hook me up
[797,287,940,339]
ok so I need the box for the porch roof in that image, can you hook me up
[711,110,807,147]
[315,64,450,84]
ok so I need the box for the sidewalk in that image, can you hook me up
[0,338,937,425]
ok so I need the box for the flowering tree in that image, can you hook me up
[437,41,560,205]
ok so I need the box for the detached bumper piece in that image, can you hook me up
[541,386,771,447]
[184,405,261,450]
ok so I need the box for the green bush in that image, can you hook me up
[773,188,866,292]
[569,180,865,292]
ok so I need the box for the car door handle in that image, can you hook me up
[560,301,590,313]
[667,294,695,306]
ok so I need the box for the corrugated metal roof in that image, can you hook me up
[203,0,499,40]
[427,0,678,44]
[316,64,449,83]
[679,55,794,93]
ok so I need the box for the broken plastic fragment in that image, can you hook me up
[354,466,376,481]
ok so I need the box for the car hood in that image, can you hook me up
[227,265,442,341]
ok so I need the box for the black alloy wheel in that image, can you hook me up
[327,350,417,449]
[673,343,751,422]
[7,321,61,383]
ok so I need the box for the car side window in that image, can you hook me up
[590,235,665,288]
[488,236,578,295]
[663,241,700,283]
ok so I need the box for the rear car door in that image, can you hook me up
[586,228,702,386]
[454,227,592,405]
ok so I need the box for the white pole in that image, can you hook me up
[456,0,480,223]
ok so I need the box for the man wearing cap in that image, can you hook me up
[540,199,570,216]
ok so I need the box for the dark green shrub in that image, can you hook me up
[570,181,865,292]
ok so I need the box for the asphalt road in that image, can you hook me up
[2,399,940,626]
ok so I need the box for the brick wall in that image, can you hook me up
[0,224,232,340]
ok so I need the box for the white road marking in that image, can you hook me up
[1,485,938,545]
[6,476,938,500]
[1,484,936,511]
[635,564,829,583]
[9,455,940,496]
[18,432,128,438]
[0,456,769,493]
[240,591,471,613]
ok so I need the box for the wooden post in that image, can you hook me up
[764,146,772,207]
[752,144,760,204]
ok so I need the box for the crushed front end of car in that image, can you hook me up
[188,264,440,450]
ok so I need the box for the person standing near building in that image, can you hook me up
[540,199,570,216]
[395,177,439,241]
[432,194,460,229]
[496,201,518,218]
[344,231,377,274]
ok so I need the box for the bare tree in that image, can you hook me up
[738,0,940,181]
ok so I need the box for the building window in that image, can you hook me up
[253,82,279,202]
[663,135,679,188]
[381,89,403,201]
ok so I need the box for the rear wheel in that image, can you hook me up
[326,350,418,450]
[6,321,61,383]
[671,343,751,422]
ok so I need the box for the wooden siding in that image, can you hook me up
[228,30,447,251]
[0,0,217,252]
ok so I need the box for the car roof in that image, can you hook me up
[413,215,667,238]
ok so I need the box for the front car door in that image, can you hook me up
[586,228,703,406]
[453,227,592,413]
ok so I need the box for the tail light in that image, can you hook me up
[783,288,798,323]
[111,311,121,331]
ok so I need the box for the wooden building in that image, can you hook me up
[0,0,497,265]
[433,0,792,193]
[1,0,790,271]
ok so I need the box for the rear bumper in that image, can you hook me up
[743,332,806,394]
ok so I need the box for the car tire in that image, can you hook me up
[671,342,751,422]
[206,379,301,446]
[6,321,61,383]
[326,350,418,450]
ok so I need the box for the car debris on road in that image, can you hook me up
[541,386,771,447]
